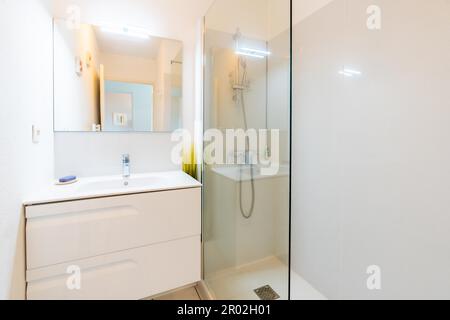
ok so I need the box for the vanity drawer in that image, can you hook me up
[26,188,201,270]
[26,236,201,300]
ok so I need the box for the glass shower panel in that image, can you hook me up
[291,0,450,300]
[203,0,291,300]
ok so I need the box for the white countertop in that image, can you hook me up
[24,171,202,206]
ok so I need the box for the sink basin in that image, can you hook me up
[23,171,202,206]
[78,176,165,193]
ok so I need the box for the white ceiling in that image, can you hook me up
[51,0,215,40]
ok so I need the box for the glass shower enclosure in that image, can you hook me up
[203,0,450,300]
[202,0,292,300]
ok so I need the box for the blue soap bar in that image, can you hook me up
[59,176,77,183]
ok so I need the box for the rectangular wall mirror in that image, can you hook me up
[53,19,183,132]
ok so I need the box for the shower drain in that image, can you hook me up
[254,285,280,300]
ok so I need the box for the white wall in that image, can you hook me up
[97,42,183,132]
[268,0,290,39]
[268,28,290,165]
[181,22,204,143]
[0,0,54,299]
[54,133,178,178]
[292,0,450,299]
[292,0,334,26]
[154,40,183,131]
[204,171,289,276]
[205,0,269,40]
[203,29,268,131]
[100,53,157,84]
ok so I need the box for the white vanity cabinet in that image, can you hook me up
[24,183,202,300]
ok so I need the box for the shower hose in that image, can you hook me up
[238,65,256,219]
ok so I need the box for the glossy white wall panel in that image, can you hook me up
[292,0,450,299]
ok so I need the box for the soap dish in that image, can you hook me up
[55,179,79,186]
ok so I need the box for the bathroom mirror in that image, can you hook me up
[53,19,183,132]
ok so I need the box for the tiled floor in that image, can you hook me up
[154,286,201,300]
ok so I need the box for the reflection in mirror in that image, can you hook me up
[53,19,183,132]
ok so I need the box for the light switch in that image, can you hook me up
[32,125,41,144]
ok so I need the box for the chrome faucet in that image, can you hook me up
[122,154,130,178]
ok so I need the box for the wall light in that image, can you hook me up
[240,48,271,56]
[235,47,271,59]
[100,25,151,39]
[235,50,265,59]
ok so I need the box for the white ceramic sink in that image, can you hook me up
[78,175,165,193]
[24,171,202,206]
